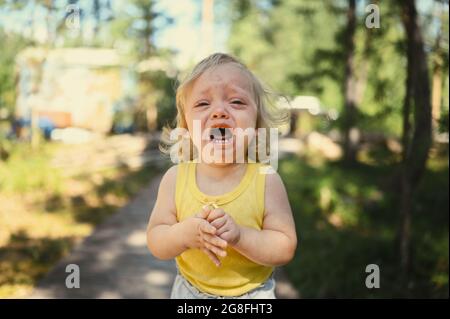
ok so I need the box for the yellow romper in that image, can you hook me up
[175,161,274,297]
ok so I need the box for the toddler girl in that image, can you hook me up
[146,53,297,299]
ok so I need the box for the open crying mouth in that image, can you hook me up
[209,127,233,144]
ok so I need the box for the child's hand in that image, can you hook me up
[206,208,241,246]
[182,207,227,266]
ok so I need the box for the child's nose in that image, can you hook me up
[211,104,230,119]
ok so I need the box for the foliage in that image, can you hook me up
[0,28,31,116]
[280,154,448,298]
[227,0,448,138]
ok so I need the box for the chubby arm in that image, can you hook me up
[234,173,297,266]
[209,172,297,267]
[146,166,186,259]
[146,166,227,263]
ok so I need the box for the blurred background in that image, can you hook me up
[0,0,448,298]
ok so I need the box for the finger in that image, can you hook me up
[202,233,228,249]
[203,241,227,257]
[196,206,211,219]
[201,248,221,267]
[216,224,229,237]
[199,220,216,235]
[206,208,225,223]
[210,216,227,229]
[218,229,234,243]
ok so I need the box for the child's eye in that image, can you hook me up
[231,99,245,105]
[195,101,209,107]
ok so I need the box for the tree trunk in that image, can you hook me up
[401,33,413,163]
[201,0,215,57]
[431,33,443,132]
[44,0,55,45]
[343,0,358,164]
[399,0,433,274]
[93,0,101,39]
[399,30,413,274]
[142,5,154,58]
[399,175,412,273]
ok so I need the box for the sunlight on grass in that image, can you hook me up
[0,142,161,298]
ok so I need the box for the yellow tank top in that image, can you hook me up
[175,162,274,296]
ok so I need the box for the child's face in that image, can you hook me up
[184,63,258,162]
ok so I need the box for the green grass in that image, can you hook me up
[0,142,163,298]
[280,153,449,298]
[0,142,63,194]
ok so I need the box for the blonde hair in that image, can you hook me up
[160,52,289,160]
